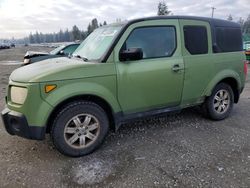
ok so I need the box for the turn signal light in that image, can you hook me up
[45,85,57,93]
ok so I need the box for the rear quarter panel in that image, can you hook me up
[203,52,246,96]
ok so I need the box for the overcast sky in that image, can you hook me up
[0,0,249,39]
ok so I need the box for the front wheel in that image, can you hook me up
[51,101,109,157]
[202,83,234,120]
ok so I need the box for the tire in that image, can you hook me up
[202,83,234,120]
[51,101,109,157]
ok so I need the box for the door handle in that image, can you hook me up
[172,64,183,72]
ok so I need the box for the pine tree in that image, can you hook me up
[35,31,41,43]
[80,31,87,40]
[64,29,71,42]
[59,29,64,42]
[227,14,233,21]
[91,18,99,30]
[103,21,107,25]
[87,24,93,35]
[39,32,45,43]
[72,25,81,41]
[237,17,245,33]
[29,32,35,43]
[87,18,100,35]
[243,14,250,34]
[157,1,171,16]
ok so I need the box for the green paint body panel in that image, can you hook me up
[6,80,53,126]
[5,17,246,130]
[114,19,184,113]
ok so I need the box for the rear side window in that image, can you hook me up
[63,44,79,55]
[215,27,242,53]
[184,26,208,55]
[123,26,176,59]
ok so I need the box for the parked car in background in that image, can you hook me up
[23,43,80,65]
[243,41,250,61]
[1,16,247,157]
[11,43,15,48]
[0,43,10,49]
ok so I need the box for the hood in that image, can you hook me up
[24,51,50,58]
[10,57,112,83]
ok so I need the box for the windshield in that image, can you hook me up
[73,26,122,61]
[50,45,65,55]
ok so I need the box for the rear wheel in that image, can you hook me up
[202,83,234,120]
[51,101,109,157]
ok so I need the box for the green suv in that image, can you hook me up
[1,16,248,157]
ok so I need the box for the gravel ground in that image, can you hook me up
[0,47,250,188]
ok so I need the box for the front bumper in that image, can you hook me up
[1,108,46,140]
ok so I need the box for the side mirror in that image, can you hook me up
[59,50,65,55]
[119,48,143,62]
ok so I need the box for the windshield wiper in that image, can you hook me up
[72,54,88,62]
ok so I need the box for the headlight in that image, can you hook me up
[10,86,28,104]
[23,58,31,65]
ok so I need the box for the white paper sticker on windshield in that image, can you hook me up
[101,30,118,37]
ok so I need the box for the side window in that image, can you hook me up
[122,26,176,59]
[63,45,79,55]
[215,27,242,53]
[184,26,208,55]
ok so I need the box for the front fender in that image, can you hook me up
[40,76,121,118]
[202,69,242,96]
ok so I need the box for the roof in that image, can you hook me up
[126,15,241,28]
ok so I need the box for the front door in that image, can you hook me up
[114,20,184,114]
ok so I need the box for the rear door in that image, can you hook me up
[179,20,214,105]
[113,19,185,114]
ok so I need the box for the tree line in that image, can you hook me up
[27,18,107,44]
[25,2,171,44]
[227,14,250,33]
[9,2,250,44]
[227,14,250,41]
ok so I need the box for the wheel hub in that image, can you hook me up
[63,114,100,149]
[213,89,230,114]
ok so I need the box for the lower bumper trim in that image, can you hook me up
[1,108,46,140]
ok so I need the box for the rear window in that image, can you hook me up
[215,27,242,53]
[63,44,79,55]
[184,26,208,55]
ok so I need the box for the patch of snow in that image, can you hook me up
[135,157,145,160]
[217,166,224,171]
[0,61,22,65]
[72,158,115,185]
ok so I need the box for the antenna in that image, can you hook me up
[211,7,216,18]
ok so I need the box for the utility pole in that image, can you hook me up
[211,7,216,18]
